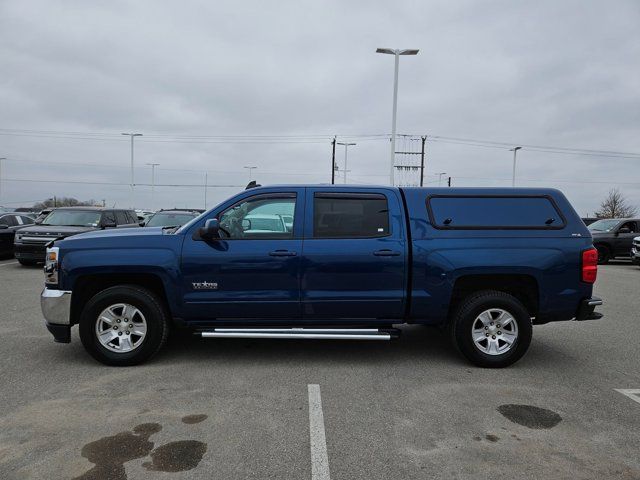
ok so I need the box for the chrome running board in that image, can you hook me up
[200,327,398,340]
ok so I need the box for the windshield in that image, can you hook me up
[146,212,195,227]
[41,210,102,227]
[588,219,620,232]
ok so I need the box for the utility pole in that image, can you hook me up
[331,137,336,185]
[510,146,522,187]
[336,142,356,184]
[204,172,208,209]
[122,132,143,208]
[419,136,426,187]
[376,48,419,186]
[437,172,447,187]
[244,166,257,181]
[146,163,159,210]
[0,157,5,205]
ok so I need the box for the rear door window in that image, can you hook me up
[313,193,390,238]
[427,195,565,229]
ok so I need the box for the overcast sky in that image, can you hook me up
[1,0,639,215]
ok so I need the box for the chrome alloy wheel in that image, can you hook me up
[471,308,519,356]
[95,303,147,353]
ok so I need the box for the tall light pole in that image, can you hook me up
[510,146,522,187]
[146,163,159,210]
[337,142,356,184]
[376,48,419,186]
[437,172,447,187]
[244,166,257,181]
[0,158,5,205]
[122,132,143,208]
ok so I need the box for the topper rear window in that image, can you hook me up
[426,195,566,230]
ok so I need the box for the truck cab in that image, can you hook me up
[41,185,602,368]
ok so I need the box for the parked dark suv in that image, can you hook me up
[0,213,36,257]
[14,207,138,265]
[588,218,640,264]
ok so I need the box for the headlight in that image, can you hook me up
[15,233,23,242]
[45,246,59,285]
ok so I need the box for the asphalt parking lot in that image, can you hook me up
[0,259,639,480]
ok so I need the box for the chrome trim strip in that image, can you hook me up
[588,299,603,306]
[214,328,382,333]
[201,331,391,340]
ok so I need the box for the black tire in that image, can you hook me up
[79,285,169,366]
[18,259,38,266]
[449,290,532,368]
[596,245,610,265]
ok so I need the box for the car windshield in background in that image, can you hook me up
[41,210,102,227]
[588,219,620,232]
[146,213,195,227]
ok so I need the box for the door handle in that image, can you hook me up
[269,250,297,257]
[373,249,401,257]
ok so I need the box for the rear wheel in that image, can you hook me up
[450,290,532,368]
[79,285,169,366]
[596,245,610,264]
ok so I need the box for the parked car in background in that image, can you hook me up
[142,209,202,228]
[632,237,640,265]
[588,218,640,264]
[34,208,54,224]
[14,207,138,265]
[41,186,602,367]
[0,213,36,257]
[135,209,155,223]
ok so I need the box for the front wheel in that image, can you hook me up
[450,290,532,368]
[79,285,169,366]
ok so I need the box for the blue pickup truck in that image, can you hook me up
[41,185,602,368]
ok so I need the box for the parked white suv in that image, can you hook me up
[632,236,640,265]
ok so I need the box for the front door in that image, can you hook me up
[300,188,407,320]
[180,191,304,320]
[613,220,639,256]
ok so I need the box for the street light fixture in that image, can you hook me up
[336,142,356,184]
[146,163,160,210]
[510,146,522,187]
[376,47,419,186]
[244,166,257,181]
[437,172,447,187]
[122,132,143,208]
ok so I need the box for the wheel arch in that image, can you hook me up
[70,273,170,326]
[449,274,539,320]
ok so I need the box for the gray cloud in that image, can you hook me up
[1,0,639,215]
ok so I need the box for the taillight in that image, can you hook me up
[582,248,598,283]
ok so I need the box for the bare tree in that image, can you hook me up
[33,197,97,211]
[594,188,638,218]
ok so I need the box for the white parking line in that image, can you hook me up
[615,389,640,405]
[308,384,331,480]
[0,261,18,267]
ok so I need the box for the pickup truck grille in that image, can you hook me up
[19,236,59,244]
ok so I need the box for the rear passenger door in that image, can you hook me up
[301,188,407,320]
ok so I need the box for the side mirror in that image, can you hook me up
[198,218,220,239]
[618,227,631,234]
[139,221,146,227]
[101,220,117,229]
[0,224,8,230]
[241,219,252,231]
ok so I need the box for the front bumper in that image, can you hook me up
[575,297,604,321]
[41,288,72,343]
[631,245,640,264]
[14,243,47,261]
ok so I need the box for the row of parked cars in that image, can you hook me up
[0,207,203,264]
